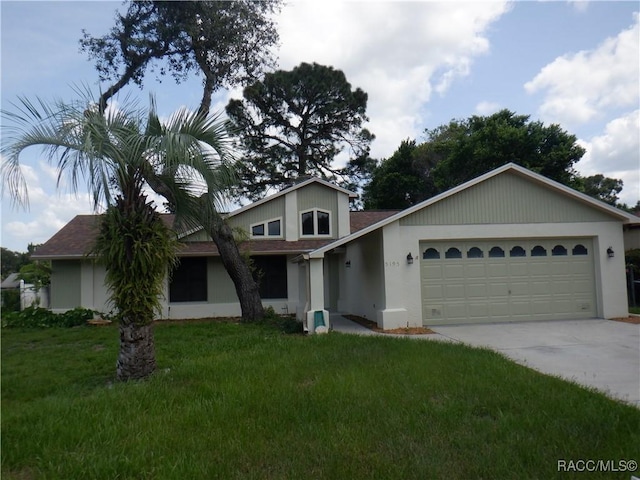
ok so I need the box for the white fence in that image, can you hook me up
[20,280,50,310]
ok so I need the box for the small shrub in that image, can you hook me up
[261,306,304,334]
[1,289,20,312]
[1,306,96,329]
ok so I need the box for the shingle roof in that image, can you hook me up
[31,210,399,260]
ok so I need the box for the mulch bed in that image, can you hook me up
[610,316,640,325]
[344,315,436,335]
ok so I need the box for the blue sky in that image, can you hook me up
[1,1,639,252]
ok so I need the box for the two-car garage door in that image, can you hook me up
[420,238,596,325]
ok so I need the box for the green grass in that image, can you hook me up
[2,321,639,479]
[630,306,640,315]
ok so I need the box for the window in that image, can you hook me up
[467,247,484,258]
[489,246,505,258]
[552,245,568,256]
[317,211,330,235]
[268,220,281,236]
[510,246,526,257]
[423,248,440,259]
[251,218,282,238]
[252,224,265,237]
[445,247,462,259]
[251,255,288,299]
[572,244,588,256]
[169,257,207,302]
[531,245,547,257]
[301,209,331,236]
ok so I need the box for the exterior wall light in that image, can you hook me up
[607,247,614,258]
[407,253,414,265]
[345,260,351,268]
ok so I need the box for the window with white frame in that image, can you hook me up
[300,209,331,236]
[250,218,282,238]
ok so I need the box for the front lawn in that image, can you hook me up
[2,321,639,479]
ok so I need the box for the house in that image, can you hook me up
[32,163,637,332]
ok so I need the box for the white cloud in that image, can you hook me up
[276,1,510,158]
[568,1,590,13]
[475,101,502,116]
[524,12,639,127]
[1,163,94,250]
[575,110,640,206]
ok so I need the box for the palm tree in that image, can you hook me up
[1,93,236,381]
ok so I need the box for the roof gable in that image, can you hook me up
[400,170,619,226]
[308,163,636,258]
[228,177,357,219]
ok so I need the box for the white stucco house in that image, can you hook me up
[32,163,637,332]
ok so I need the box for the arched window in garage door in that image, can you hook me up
[423,248,440,259]
[489,246,505,258]
[509,246,526,257]
[531,245,547,257]
[467,247,484,258]
[572,244,588,255]
[445,247,462,259]
[552,245,568,256]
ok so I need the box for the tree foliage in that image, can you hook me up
[1,93,237,380]
[226,62,375,200]
[427,109,586,192]
[365,109,625,209]
[1,248,29,279]
[576,174,624,206]
[363,140,438,210]
[80,0,282,114]
[81,0,278,322]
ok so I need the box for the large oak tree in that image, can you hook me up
[81,0,283,322]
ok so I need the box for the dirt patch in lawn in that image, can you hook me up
[344,315,436,334]
[610,316,640,325]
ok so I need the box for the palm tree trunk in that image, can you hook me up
[116,322,157,381]
[208,221,264,322]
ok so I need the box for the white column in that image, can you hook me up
[305,257,329,333]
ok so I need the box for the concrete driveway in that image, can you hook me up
[331,315,640,407]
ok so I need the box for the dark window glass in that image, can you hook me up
[251,255,288,299]
[445,247,462,259]
[510,246,526,257]
[423,248,440,260]
[531,245,547,257]
[467,247,484,258]
[301,212,314,235]
[169,257,207,302]
[317,211,330,235]
[552,245,568,256]
[268,220,281,236]
[252,224,265,236]
[489,246,505,258]
[572,244,588,256]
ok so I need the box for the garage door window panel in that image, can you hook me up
[552,245,568,256]
[531,245,547,257]
[572,244,588,255]
[423,248,440,259]
[445,247,462,259]
[489,246,505,258]
[467,247,484,258]
[510,246,526,257]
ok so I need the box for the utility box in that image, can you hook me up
[306,309,329,334]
